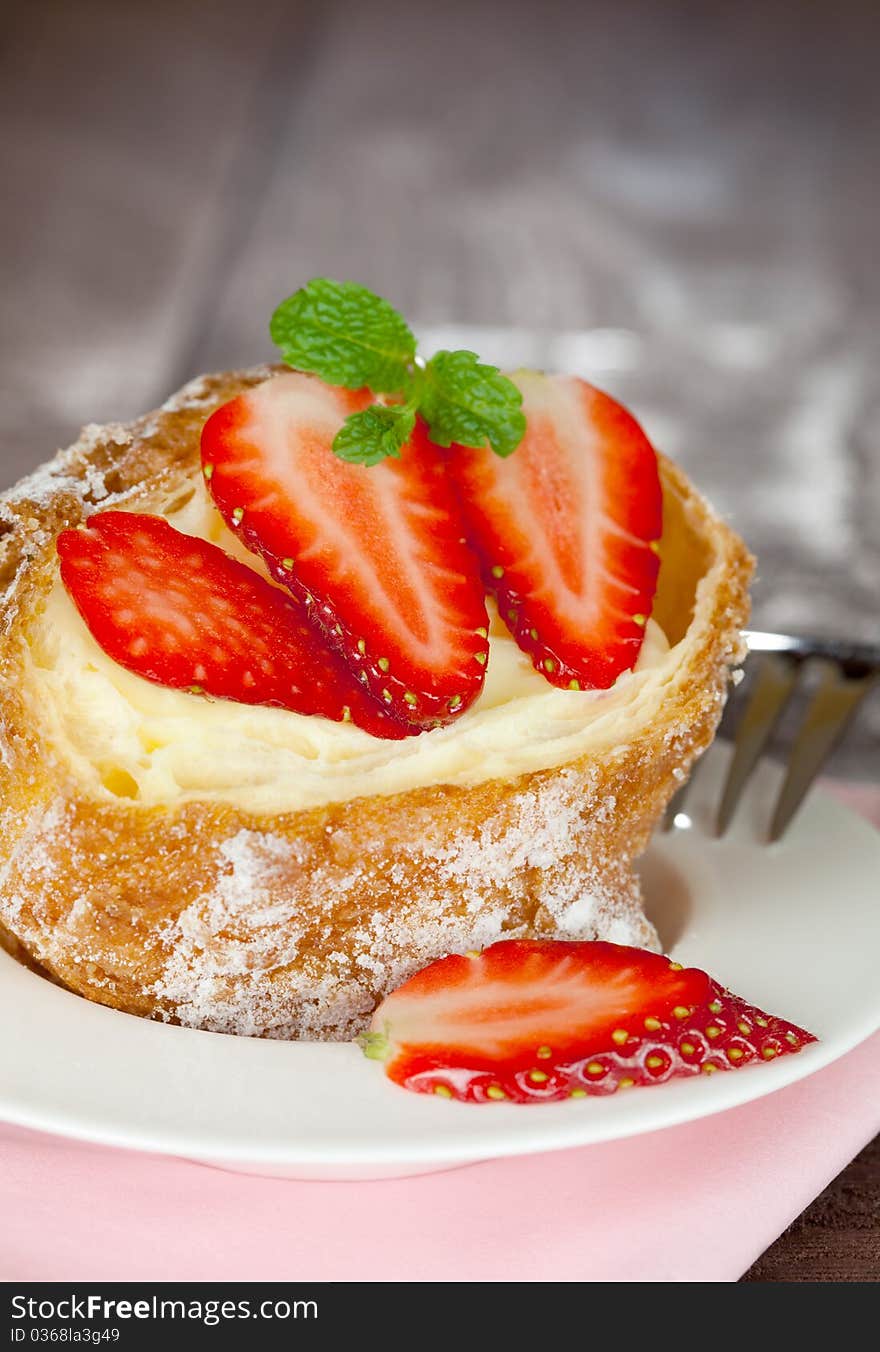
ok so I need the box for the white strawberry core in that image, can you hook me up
[382,955,643,1060]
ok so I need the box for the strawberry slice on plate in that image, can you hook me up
[361,940,816,1103]
[200,372,490,729]
[446,371,663,691]
[57,511,409,739]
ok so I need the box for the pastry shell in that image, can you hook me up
[0,370,753,1038]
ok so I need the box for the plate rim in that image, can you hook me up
[1,1029,869,1166]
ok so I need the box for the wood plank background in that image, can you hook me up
[1,0,877,1280]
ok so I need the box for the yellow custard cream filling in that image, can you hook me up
[29,486,675,813]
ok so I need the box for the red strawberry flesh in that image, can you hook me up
[200,372,490,728]
[446,372,663,691]
[57,511,410,739]
[362,940,816,1103]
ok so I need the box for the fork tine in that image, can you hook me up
[715,653,799,837]
[768,661,878,844]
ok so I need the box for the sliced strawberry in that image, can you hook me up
[57,511,410,739]
[361,940,816,1103]
[200,372,490,729]
[446,371,663,691]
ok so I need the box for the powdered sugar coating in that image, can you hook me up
[145,769,657,1040]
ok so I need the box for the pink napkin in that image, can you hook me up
[2,780,878,1284]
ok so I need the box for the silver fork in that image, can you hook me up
[664,631,880,842]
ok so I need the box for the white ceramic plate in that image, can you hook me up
[2,748,878,1179]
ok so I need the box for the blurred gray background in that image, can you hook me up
[1,0,877,772]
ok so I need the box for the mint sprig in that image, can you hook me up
[270,279,526,464]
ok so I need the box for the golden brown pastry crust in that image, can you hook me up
[0,370,753,1038]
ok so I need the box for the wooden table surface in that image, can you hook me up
[1,0,877,1281]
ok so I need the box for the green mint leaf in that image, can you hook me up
[332,403,416,466]
[420,350,526,458]
[270,278,417,394]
